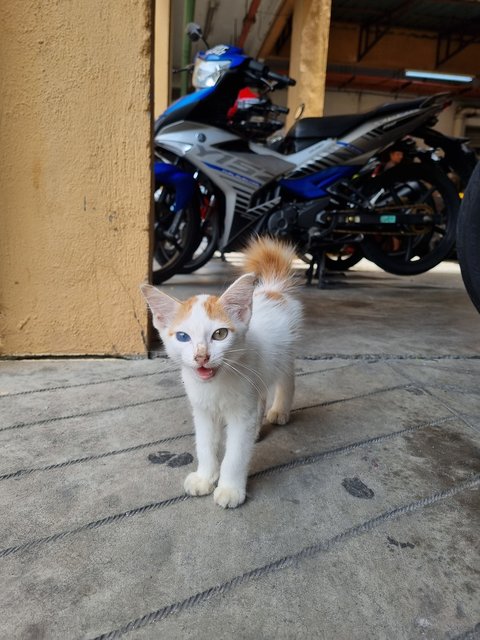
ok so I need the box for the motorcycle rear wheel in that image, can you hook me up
[457,161,480,313]
[360,164,460,275]
[152,186,201,285]
[325,245,364,271]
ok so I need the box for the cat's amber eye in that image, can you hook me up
[212,328,229,341]
[175,331,191,342]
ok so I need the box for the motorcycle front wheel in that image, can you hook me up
[457,161,480,313]
[360,164,460,275]
[152,185,201,285]
[178,210,220,274]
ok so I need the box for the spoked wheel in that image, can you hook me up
[360,164,460,275]
[152,184,201,285]
[325,245,364,271]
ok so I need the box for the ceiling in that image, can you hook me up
[171,0,480,102]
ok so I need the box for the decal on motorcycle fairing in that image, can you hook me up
[206,45,230,56]
[281,166,358,198]
[337,140,363,154]
[203,162,262,187]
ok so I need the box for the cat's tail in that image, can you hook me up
[242,236,297,290]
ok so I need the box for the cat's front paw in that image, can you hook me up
[266,408,290,425]
[214,485,246,509]
[184,472,216,497]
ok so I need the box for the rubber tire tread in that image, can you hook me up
[178,212,220,274]
[457,161,480,313]
[152,201,201,285]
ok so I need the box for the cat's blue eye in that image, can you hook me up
[175,331,191,343]
[212,328,229,341]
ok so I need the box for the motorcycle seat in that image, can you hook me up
[283,97,428,152]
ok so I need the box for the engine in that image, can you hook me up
[267,198,329,237]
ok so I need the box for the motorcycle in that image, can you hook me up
[152,28,460,285]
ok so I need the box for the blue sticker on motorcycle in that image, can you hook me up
[281,166,358,198]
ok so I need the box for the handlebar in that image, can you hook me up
[266,70,296,87]
[247,59,296,89]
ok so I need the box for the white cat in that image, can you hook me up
[141,237,302,508]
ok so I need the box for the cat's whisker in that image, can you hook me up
[223,358,268,394]
[224,347,257,355]
[222,360,266,399]
[226,367,265,400]
[223,364,267,402]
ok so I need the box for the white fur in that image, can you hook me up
[141,271,302,509]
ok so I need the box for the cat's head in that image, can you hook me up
[141,273,256,381]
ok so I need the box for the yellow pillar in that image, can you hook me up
[155,0,171,117]
[287,0,332,127]
[0,0,153,356]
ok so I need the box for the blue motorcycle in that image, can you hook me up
[152,27,459,285]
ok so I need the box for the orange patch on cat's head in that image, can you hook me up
[203,296,234,327]
[167,296,196,334]
[263,290,285,302]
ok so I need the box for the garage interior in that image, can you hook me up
[1,2,479,638]
[165,0,480,146]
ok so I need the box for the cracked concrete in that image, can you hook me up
[0,258,479,640]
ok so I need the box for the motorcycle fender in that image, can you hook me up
[154,161,195,212]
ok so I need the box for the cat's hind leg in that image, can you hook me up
[266,360,295,426]
[184,406,221,497]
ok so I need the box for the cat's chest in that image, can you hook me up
[183,371,256,415]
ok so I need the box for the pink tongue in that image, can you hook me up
[197,366,215,380]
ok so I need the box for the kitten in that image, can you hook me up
[141,237,302,508]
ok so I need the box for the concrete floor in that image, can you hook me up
[1,258,479,640]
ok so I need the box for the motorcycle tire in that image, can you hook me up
[152,188,201,285]
[178,211,220,274]
[360,163,460,276]
[456,161,480,313]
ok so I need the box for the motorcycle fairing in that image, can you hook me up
[196,45,246,67]
[155,87,216,130]
[154,161,196,211]
[155,122,294,248]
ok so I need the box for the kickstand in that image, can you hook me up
[306,250,328,289]
[316,250,328,289]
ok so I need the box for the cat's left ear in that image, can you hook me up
[219,272,256,325]
[140,284,180,331]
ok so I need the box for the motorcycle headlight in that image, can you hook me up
[192,59,232,89]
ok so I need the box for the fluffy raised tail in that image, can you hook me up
[242,236,297,288]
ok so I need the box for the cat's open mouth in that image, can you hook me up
[196,366,217,381]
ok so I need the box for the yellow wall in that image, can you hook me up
[287,0,332,126]
[0,0,155,356]
[155,0,171,117]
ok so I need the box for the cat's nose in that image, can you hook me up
[194,347,209,366]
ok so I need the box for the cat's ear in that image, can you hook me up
[219,272,256,325]
[140,284,180,331]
